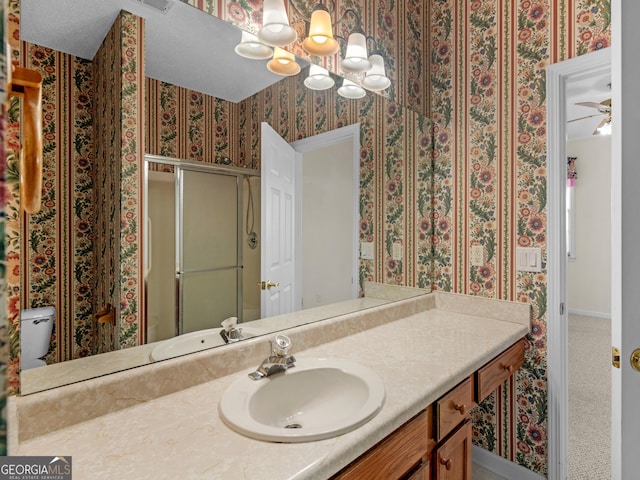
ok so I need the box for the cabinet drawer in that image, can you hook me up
[475,339,525,402]
[435,377,475,442]
[332,407,433,480]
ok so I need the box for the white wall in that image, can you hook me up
[301,140,354,308]
[566,135,611,317]
[147,171,176,342]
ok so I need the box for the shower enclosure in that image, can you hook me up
[144,155,260,343]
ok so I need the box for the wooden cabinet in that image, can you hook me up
[332,408,433,480]
[475,339,525,402]
[434,420,472,480]
[333,339,525,480]
[435,377,475,441]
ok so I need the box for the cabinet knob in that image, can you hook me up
[440,457,452,470]
[454,403,466,415]
[502,363,514,374]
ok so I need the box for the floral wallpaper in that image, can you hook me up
[4,4,145,392]
[1,0,612,476]
[5,0,99,391]
[93,11,146,353]
[429,0,610,475]
[0,0,8,454]
[146,78,241,163]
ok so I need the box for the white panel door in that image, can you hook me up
[260,123,297,318]
[612,2,640,478]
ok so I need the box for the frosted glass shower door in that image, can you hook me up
[178,169,240,334]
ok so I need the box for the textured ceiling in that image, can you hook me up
[21,0,288,102]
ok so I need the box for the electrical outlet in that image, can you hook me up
[470,245,484,266]
[392,243,403,260]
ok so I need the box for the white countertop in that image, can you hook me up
[9,292,529,479]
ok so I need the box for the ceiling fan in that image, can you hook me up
[568,99,612,135]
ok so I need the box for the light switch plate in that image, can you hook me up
[516,247,541,272]
[392,243,403,261]
[360,242,374,260]
[470,245,484,266]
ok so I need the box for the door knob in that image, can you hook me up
[631,349,640,372]
[258,280,280,290]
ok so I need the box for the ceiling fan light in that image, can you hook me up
[362,54,391,90]
[337,79,366,99]
[258,0,298,47]
[302,4,339,56]
[340,32,372,73]
[267,48,301,76]
[304,64,335,90]
[234,31,273,60]
[597,121,612,136]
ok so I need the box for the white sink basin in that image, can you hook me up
[149,326,266,362]
[219,358,386,442]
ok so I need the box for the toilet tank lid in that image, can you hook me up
[21,306,56,321]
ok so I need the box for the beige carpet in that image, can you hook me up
[568,313,611,480]
[475,314,611,480]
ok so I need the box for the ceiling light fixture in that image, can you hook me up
[597,120,612,136]
[304,64,335,90]
[302,3,339,56]
[267,48,301,76]
[258,0,298,47]
[337,79,366,99]
[362,52,390,91]
[234,31,273,60]
[340,31,372,73]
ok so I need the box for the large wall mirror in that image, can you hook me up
[14,0,434,395]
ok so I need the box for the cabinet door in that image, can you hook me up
[406,460,432,480]
[434,420,472,480]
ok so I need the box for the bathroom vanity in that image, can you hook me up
[8,291,530,479]
[332,339,525,479]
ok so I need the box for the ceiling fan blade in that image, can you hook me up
[567,112,606,123]
[575,101,606,109]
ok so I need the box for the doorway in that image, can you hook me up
[546,48,612,480]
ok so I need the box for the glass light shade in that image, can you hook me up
[337,79,366,99]
[258,0,298,47]
[340,32,372,73]
[597,121,612,135]
[304,64,335,90]
[302,5,339,56]
[267,48,301,76]
[234,31,273,60]
[362,54,391,90]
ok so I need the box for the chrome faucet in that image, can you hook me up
[219,317,245,344]
[248,334,296,380]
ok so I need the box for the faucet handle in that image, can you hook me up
[272,334,292,357]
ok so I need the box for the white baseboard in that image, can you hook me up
[472,446,546,480]
[567,308,611,319]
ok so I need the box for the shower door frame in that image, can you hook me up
[143,154,260,337]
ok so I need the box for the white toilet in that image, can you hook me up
[20,306,55,370]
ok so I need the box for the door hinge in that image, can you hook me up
[612,347,621,369]
[560,302,565,315]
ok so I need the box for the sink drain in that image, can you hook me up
[284,423,302,429]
